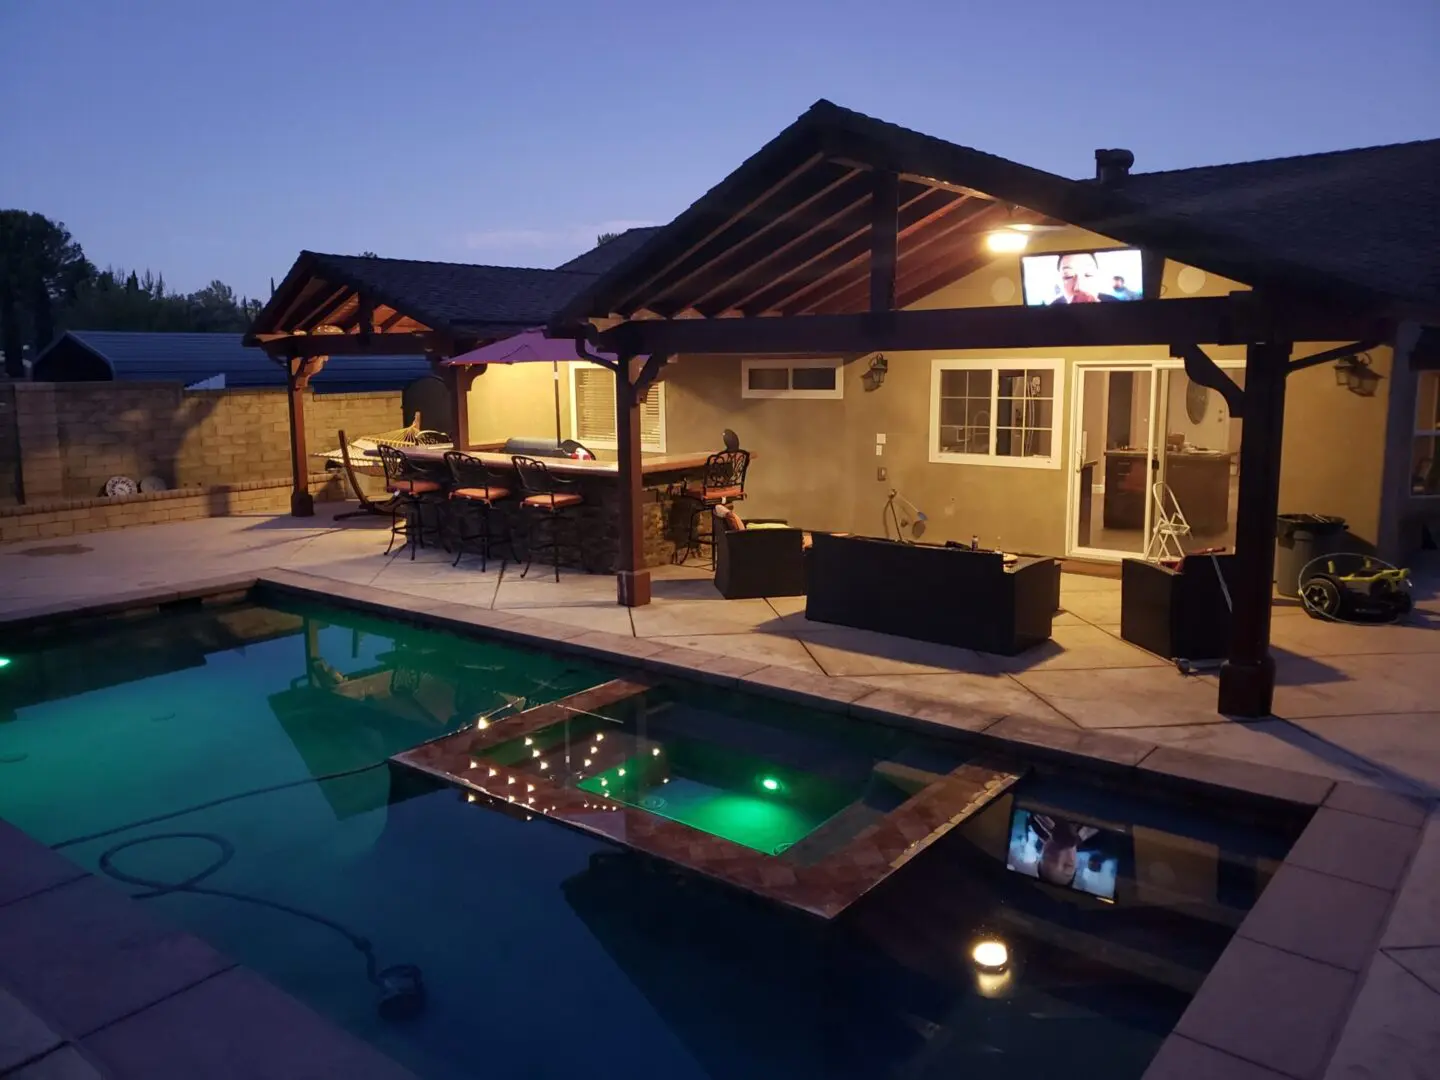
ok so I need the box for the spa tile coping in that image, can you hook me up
[1,571,1434,1080]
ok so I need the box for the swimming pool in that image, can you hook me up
[0,594,1302,1079]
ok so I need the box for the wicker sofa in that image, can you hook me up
[805,533,1056,654]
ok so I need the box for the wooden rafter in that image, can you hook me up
[643,165,868,315]
[612,152,827,314]
[298,284,353,332]
[723,185,950,316]
[790,193,990,314]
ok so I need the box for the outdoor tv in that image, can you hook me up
[1021,248,1145,307]
[1006,806,1123,900]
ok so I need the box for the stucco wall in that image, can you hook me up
[657,226,1398,556]
[465,361,575,446]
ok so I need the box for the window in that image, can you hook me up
[929,359,1063,469]
[740,358,843,399]
[1413,371,1440,496]
[569,363,666,452]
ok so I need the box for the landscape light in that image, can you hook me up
[971,940,1009,973]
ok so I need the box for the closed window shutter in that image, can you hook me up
[639,384,664,452]
[573,367,617,444]
[571,365,666,452]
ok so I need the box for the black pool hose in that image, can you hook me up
[50,759,426,1022]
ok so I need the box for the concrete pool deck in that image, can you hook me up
[3,508,1439,1079]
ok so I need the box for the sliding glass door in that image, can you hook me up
[1067,363,1244,560]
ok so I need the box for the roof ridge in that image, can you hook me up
[1129,136,1440,180]
[308,251,599,277]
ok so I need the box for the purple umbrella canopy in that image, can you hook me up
[443,328,633,367]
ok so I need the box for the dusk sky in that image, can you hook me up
[2,0,1435,301]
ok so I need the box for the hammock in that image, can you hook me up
[313,413,452,468]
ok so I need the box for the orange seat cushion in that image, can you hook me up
[684,484,744,501]
[451,486,511,502]
[521,492,583,510]
[389,479,441,494]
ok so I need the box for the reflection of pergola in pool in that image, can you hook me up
[547,99,1415,718]
[244,251,601,515]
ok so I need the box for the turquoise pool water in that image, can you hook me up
[0,597,1302,1080]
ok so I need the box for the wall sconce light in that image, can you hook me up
[862,353,888,391]
[1333,352,1382,397]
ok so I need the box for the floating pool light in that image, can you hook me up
[971,940,1009,973]
[761,777,780,792]
[539,761,549,770]
[524,737,533,746]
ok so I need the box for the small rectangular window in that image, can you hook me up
[741,358,843,400]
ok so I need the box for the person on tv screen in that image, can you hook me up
[1050,253,1119,304]
[1030,813,1100,887]
[1110,274,1139,301]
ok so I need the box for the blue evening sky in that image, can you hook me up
[2,0,1435,301]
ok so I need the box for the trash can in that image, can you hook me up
[1274,514,1347,598]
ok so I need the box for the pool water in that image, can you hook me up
[0,597,1304,1080]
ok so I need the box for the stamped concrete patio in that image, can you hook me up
[4,508,1440,1080]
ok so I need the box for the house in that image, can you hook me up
[247,100,1439,717]
[31,330,433,393]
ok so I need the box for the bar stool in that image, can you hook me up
[512,455,586,582]
[444,451,514,571]
[674,444,750,567]
[377,445,444,559]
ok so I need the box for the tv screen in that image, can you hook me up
[1006,807,1123,900]
[1021,248,1145,307]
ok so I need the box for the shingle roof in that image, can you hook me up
[32,331,431,392]
[304,253,599,336]
[1116,139,1440,315]
[554,228,664,274]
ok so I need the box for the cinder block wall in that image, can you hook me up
[17,383,403,499]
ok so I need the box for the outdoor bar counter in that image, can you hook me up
[396,445,720,569]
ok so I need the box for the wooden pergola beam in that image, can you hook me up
[256,332,441,357]
[869,170,899,312]
[595,295,1388,357]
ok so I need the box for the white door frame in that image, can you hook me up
[1064,359,1244,561]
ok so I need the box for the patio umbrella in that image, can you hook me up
[443,329,636,449]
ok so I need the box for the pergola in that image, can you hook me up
[548,100,1428,719]
[244,250,598,514]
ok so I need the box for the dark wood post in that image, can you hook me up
[286,354,325,517]
[446,364,481,450]
[869,170,899,312]
[1218,338,1291,717]
[615,355,651,607]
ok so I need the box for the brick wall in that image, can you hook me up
[0,472,346,544]
[16,382,402,499]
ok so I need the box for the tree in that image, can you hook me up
[595,232,621,246]
[360,250,379,258]
[0,211,94,375]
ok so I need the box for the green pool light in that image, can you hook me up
[0,657,10,669]
[760,777,780,792]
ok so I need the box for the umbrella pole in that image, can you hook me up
[553,359,562,448]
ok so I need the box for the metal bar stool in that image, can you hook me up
[444,451,514,571]
[376,445,445,559]
[511,455,586,582]
[674,445,750,567]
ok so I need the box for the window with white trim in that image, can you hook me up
[569,363,666,452]
[929,359,1063,469]
[740,358,843,399]
[1413,371,1440,496]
